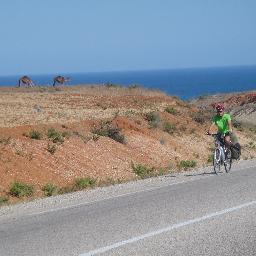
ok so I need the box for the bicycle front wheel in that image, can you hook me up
[213,149,221,175]
[224,149,232,173]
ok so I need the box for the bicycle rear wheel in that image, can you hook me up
[213,149,221,174]
[224,149,232,173]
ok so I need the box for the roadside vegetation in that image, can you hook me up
[131,163,170,179]
[3,164,175,203]
[74,177,97,190]
[132,163,155,179]
[58,176,97,195]
[9,182,34,198]
[42,183,59,197]
[177,160,197,170]
[0,196,9,206]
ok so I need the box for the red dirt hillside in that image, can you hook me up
[0,85,255,204]
[190,91,256,125]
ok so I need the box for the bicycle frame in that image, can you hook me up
[214,136,225,162]
[208,133,232,174]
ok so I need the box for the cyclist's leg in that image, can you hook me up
[216,133,223,148]
[224,132,232,149]
[224,133,232,161]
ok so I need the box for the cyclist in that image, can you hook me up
[207,103,233,148]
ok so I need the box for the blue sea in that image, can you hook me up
[0,66,255,100]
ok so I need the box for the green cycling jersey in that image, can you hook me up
[212,113,231,135]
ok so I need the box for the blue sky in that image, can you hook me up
[0,0,255,76]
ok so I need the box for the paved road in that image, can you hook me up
[0,160,256,256]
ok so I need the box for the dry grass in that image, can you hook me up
[0,85,174,127]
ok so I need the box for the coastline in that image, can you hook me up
[0,65,256,100]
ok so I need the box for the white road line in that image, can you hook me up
[79,200,256,256]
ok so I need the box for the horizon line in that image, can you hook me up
[1,64,256,77]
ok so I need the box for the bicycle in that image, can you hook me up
[207,133,232,174]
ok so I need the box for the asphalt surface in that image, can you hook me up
[0,159,256,256]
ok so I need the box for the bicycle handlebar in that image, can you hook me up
[206,132,218,136]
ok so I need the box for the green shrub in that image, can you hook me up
[10,182,34,197]
[42,183,58,196]
[74,177,97,190]
[165,106,178,115]
[163,122,176,134]
[47,143,57,154]
[27,130,42,140]
[178,160,197,170]
[145,112,161,128]
[92,122,125,144]
[132,163,155,179]
[47,128,64,143]
[0,196,8,206]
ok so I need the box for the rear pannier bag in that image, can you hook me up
[231,143,241,160]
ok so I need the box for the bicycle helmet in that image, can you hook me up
[216,103,224,112]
